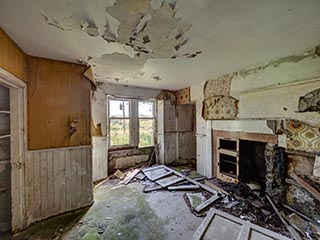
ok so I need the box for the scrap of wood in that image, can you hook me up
[282,204,319,226]
[205,179,229,195]
[156,176,184,188]
[142,165,163,173]
[168,185,200,191]
[290,172,320,201]
[143,184,162,193]
[149,171,172,181]
[194,194,220,213]
[192,208,291,240]
[192,208,215,240]
[123,169,140,185]
[114,169,125,179]
[162,165,219,195]
[266,195,302,240]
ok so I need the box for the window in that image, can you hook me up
[108,99,130,146]
[138,101,155,147]
[108,96,155,148]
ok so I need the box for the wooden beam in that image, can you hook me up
[266,195,302,240]
[123,169,140,185]
[290,172,320,201]
[192,208,215,240]
[168,185,200,191]
[205,180,229,195]
[195,194,220,213]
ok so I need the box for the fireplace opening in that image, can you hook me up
[214,131,280,190]
[239,140,266,187]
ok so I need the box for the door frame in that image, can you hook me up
[0,67,27,232]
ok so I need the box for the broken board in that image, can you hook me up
[192,209,291,240]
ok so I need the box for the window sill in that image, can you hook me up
[108,145,155,152]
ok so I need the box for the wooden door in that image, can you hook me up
[0,84,11,232]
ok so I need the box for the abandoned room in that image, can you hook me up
[0,0,319,239]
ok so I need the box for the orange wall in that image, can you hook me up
[0,28,27,81]
[0,27,92,150]
[27,56,92,150]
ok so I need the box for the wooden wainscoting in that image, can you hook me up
[25,146,93,225]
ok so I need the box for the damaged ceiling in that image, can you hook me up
[0,0,320,90]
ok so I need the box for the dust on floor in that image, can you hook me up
[62,179,202,240]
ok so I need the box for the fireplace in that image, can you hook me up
[213,130,278,187]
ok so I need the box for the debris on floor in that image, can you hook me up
[192,208,291,240]
[116,165,320,240]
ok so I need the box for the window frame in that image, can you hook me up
[107,95,156,149]
[138,99,156,148]
[107,96,132,148]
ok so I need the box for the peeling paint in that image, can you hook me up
[42,0,202,82]
[298,88,320,113]
[238,48,319,78]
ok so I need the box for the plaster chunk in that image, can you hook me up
[91,52,147,79]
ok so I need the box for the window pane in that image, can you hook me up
[110,119,130,146]
[109,100,129,118]
[139,119,154,147]
[138,101,154,118]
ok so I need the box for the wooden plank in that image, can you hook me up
[282,204,318,226]
[25,155,33,223]
[205,180,229,195]
[59,149,66,213]
[65,149,71,211]
[195,194,220,213]
[27,56,91,150]
[143,184,162,193]
[123,169,140,185]
[218,148,238,157]
[192,208,215,240]
[142,165,164,173]
[156,175,184,187]
[76,148,82,209]
[46,150,54,217]
[53,150,60,214]
[70,149,77,210]
[168,185,200,191]
[87,146,93,205]
[0,134,10,139]
[290,172,320,201]
[266,195,302,240]
[33,152,41,220]
[162,165,219,195]
[238,223,251,240]
[40,151,48,219]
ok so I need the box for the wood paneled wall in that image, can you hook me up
[92,137,108,182]
[27,57,92,150]
[0,28,27,81]
[25,146,93,224]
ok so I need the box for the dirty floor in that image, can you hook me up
[2,179,202,240]
[63,180,202,240]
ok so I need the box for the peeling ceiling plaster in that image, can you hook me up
[0,0,320,90]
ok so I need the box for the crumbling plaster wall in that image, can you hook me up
[92,83,160,175]
[191,47,320,177]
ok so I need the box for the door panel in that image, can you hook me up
[0,84,11,233]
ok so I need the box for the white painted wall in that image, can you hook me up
[191,50,320,177]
